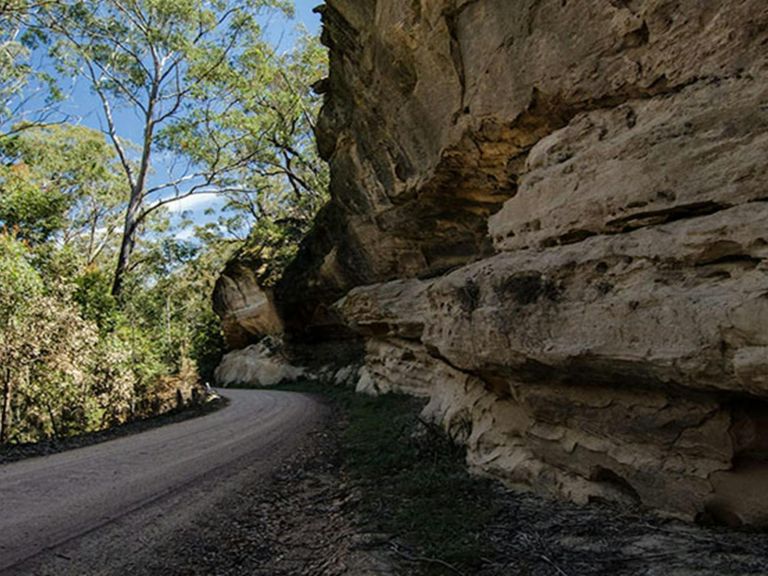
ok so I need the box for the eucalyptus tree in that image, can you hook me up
[40,0,295,297]
[198,30,329,266]
[224,31,328,224]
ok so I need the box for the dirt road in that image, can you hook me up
[0,389,326,575]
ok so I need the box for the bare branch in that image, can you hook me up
[84,60,136,189]
[140,184,253,220]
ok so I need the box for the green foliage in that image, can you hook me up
[0,233,43,332]
[0,235,131,442]
[0,164,69,242]
[36,0,309,295]
[0,125,237,442]
[0,3,63,136]
[74,269,119,331]
[190,307,226,384]
[14,296,101,439]
[0,124,126,254]
[121,232,235,383]
[0,38,30,118]
[0,230,198,444]
[193,30,330,286]
[111,321,166,390]
[1,124,119,189]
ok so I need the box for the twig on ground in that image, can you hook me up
[540,553,570,576]
[390,543,467,576]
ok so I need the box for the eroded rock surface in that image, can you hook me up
[218,0,768,525]
[213,259,283,349]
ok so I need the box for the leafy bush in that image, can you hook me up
[74,269,120,331]
[0,234,193,444]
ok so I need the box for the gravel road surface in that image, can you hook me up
[0,389,326,575]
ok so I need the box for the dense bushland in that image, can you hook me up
[0,1,327,444]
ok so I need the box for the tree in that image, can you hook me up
[0,161,68,242]
[0,124,125,255]
[194,30,329,276]
[40,0,294,297]
[218,31,329,233]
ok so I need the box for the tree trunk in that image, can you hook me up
[111,222,135,298]
[109,69,159,299]
[1,367,13,444]
[111,190,142,298]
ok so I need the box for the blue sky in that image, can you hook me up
[266,2,322,48]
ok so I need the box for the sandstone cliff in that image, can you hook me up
[216,0,768,525]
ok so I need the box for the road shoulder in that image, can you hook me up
[108,394,401,576]
[0,396,226,465]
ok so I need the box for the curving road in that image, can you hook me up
[0,389,325,575]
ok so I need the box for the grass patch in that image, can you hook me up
[267,380,500,575]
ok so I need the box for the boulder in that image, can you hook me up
[214,338,305,388]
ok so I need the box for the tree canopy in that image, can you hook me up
[29,0,327,296]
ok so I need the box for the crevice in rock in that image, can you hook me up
[443,7,466,116]
[606,201,728,233]
[541,229,598,247]
[538,197,768,251]
[590,466,642,503]
[620,20,650,49]
[406,74,725,269]
[695,254,762,269]
[706,419,768,529]
[729,400,768,460]
[609,0,643,13]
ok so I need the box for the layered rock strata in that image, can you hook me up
[218,0,768,524]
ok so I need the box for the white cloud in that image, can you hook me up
[164,193,224,213]
[174,227,196,241]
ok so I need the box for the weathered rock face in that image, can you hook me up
[337,205,768,521]
[213,259,283,349]
[220,0,768,525]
